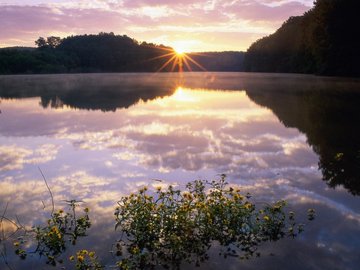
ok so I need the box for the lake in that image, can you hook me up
[0,72,360,269]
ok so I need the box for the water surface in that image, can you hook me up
[0,73,359,269]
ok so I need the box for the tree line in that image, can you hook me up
[244,0,360,77]
[0,32,244,74]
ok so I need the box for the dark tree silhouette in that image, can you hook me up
[244,0,360,77]
[1,33,244,74]
[35,37,47,48]
[46,36,62,48]
[35,36,62,48]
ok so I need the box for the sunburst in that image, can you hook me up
[146,46,206,73]
[174,47,185,55]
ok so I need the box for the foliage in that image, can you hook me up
[245,85,360,195]
[244,0,360,77]
[35,36,62,48]
[0,33,244,74]
[69,249,103,270]
[186,51,244,72]
[0,177,315,269]
[114,175,314,269]
[13,200,91,266]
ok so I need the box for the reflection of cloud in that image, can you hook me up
[27,144,61,164]
[51,171,116,198]
[0,170,123,224]
[0,87,319,183]
[0,144,60,171]
[2,76,360,269]
[0,177,52,222]
[283,185,360,224]
[6,88,316,179]
[0,145,31,171]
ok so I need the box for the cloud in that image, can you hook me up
[0,5,128,46]
[0,144,60,171]
[0,0,313,50]
[223,0,310,22]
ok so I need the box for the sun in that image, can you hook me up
[174,47,185,55]
[145,43,206,73]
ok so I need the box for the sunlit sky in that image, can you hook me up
[0,0,314,52]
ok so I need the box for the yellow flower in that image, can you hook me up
[263,216,270,221]
[244,203,252,210]
[89,251,95,258]
[13,242,20,247]
[69,256,75,261]
[51,226,59,233]
[77,255,84,262]
[132,246,140,254]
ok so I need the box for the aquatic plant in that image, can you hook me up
[70,249,103,270]
[13,200,91,266]
[1,175,315,269]
[114,175,315,269]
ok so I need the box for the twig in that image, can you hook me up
[1,202,10,240]
[38,167,55,215]
[1,249,15,270]
[0,203,15,270]
[0,203,22,258]
[0,202,9,221]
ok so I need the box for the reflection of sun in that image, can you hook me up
[171,87,196,102]
[147,46,206,73]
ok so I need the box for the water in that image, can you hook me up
[0,72,359,269]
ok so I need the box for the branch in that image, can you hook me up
[38,167,54,215]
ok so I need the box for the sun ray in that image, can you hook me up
[157,55,177,72]
[188,52,209,57]
[182,57,193,72]
[147,52,175,62]
[171,57,178,72]
[183,54,207,71]
[140,43,207,73]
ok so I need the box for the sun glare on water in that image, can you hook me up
[172,87,196,102]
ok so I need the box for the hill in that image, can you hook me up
[244,0,360,77]
[0,33,244,74]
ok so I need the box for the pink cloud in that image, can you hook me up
[119,0,206,8]
[0,5,127,45]
[223,1,310,22]
[0,1,313,50]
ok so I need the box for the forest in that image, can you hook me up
[0,33,244,74]
[244,0,360,77]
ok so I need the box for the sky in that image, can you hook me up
[0,0,314,52]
